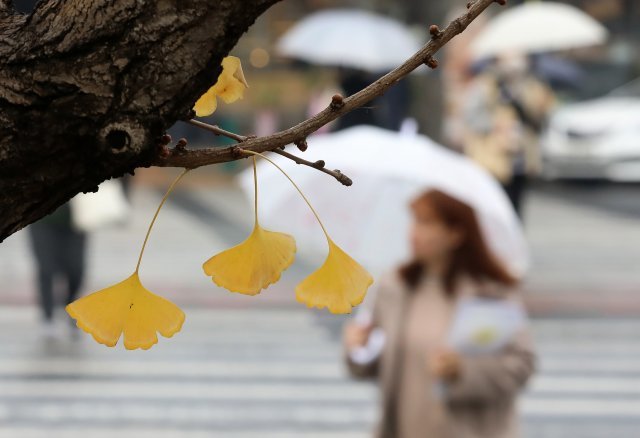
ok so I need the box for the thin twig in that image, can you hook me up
[186,119,249,142]
[187,119,353,185]
[271,148,353,186]
[153,0,500,169]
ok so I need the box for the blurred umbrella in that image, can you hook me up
[532,54,585,89]
[276,9,423,72]
[238,126,529,278]
[471,2,608,59]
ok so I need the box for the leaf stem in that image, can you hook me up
[135,169,190,273]
[242,150,330,240]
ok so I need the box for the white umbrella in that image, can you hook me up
[238,126,529,280]
[277,9,423,72]
[472,2,608,59]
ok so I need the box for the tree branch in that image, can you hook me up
[186,119,249,142]
[269,148,353,186]
[154,0,500,170]
[185,119,353,185]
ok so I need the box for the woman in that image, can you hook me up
[344,189,535,438]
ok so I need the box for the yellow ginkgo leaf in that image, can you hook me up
[203,224,296,295]
[193,89,218,118]
[224,56,249,88]
[295,239,373,314]
[193,56,248,117]
[66,273,185,350]
[203,156,295,295]
[213,56,249,104]
[67,170,189,351]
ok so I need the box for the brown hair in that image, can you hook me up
[399,189,518,295]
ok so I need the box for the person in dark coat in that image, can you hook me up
[29,203,87,335]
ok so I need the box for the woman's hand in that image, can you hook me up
[344,322,373,351]
[428,349,462,382]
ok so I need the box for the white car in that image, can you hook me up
[541,79,640,181]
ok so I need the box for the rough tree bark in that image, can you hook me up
[0,0,279,241]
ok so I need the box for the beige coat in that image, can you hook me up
[346,270,536,438]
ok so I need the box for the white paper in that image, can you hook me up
[447,296,527,355]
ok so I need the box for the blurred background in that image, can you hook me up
[2,0,640,437]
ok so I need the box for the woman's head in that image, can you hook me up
[400,189,517,293]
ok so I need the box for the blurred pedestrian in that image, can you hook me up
[29,202,86,337]
[335,69,379,130]
[462,54,554,218]
[344,189,535,438]
[334,68,410,132]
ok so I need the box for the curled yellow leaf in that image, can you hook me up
[203,224,296,295]
[193,56,248,117]
[193,89,218,118]
[295,239,373,314]
[213,56,249,104]
[66,273,185,350]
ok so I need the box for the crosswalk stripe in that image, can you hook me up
[540,358,640,373]
[521,397,640,417]
[0,347,343,362]
[0,429,369,438]
[531,376,640,394]
[0,360,346,378]
[3,397,640,423]
[0,381,377,401]
[0,401,376,424]
[4,354,640,374]
[4,378,640,401]
[3,360,640,382]
[537,344,640,354]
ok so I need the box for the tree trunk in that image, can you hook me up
[0,0,279,241]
